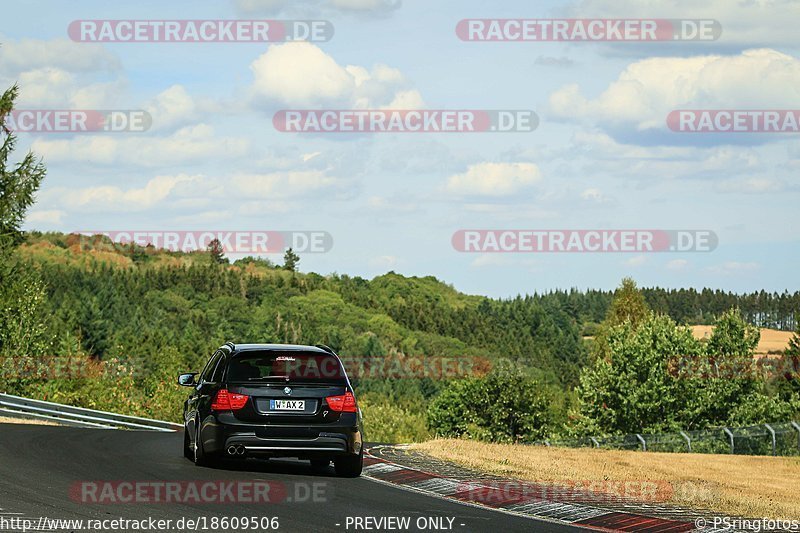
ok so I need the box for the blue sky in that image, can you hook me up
[3,0,799,297]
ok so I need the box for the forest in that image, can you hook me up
[1,82,798,443]
[2,232,798,442]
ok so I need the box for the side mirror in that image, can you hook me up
[178,372,198,387]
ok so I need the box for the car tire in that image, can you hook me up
[183,430,193,460]
[193,424,217,467]
[334,450,363,478]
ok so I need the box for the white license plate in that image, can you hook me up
[270,399,305,411]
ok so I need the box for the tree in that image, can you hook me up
[207,238,227,264]
[592,277,652,361]
[605,277,650,328]
[1,85,47,246]
[282,247,299,271]
[427,373,552,442]
[0,83,51,356]
[572,309,790,436]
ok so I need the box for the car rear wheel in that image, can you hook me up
[334,450,363,477]
[193,424,217,467]
[183,430,192,460]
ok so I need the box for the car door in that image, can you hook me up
[186,351,223,440]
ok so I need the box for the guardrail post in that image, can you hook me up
[791,422,800,453]
[723,427,735,454]
[764,424,776,456]
[636,434,646,452]
[680,431,692,453]
[590,437,600,448]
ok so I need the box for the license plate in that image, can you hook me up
[269,399,305,411]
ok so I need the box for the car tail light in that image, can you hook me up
[326,391,357,413]
[211,389,249,411]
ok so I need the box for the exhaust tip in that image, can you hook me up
[227,444,246,456]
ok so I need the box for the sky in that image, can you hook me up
[2,0,799,297]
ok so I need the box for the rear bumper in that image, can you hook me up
[200,412,362,458]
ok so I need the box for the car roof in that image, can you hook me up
[227,343,332,355]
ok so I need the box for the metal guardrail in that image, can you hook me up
[0,393,182,432]
[536,421,800,457]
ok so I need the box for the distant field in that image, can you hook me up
[414,439,800,520]
[690,326,793,355]
[584,326,793,356]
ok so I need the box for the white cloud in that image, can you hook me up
[534,56,574,67]
[566,0,800,50]
[145,85,199,131]
[234,0,400,16]
[329,0,400,12]
[706,261,760,275]
[469,255,543,271]
[0,37,123,109]
[250,43,352,107]
[549,49,800,135]
[368,255,398,269]
[0,37,119,77]
[580,187,607,203]
[379,89,424,110]
[666,259,689,271]
[231,170,351,199]
[7,68,125,108]
[714,177,791,194]
[562,130,762,180]
[32,124,250,167]
[25,209,65,225]
[43,157,354,216]
[366,195,421,214]
[444,162,541,197]
[57,174,198,213]
[249,42,421,108]
[235,0,290,13]
[624,255,647,267]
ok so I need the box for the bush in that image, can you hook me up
[426,374,552,443]
[359,396,431,443]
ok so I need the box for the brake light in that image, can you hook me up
[211,389,249,411]
[326,391,357,413]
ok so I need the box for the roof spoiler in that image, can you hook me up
[314,344,337,355]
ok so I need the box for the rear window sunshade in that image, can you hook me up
[227,351,347,383]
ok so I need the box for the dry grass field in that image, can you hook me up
[690,326,793,356]
[414,439,800,520]
[0,416,58,426]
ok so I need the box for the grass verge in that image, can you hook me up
[413,439,800,520]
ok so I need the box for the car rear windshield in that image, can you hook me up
[226,351,347,383]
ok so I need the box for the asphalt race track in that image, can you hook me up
[0,424,591,533]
